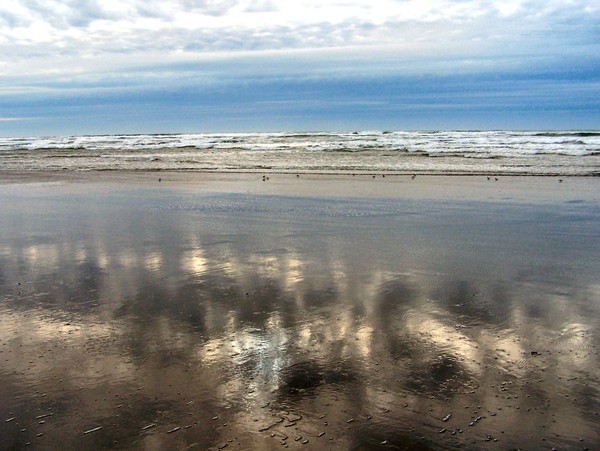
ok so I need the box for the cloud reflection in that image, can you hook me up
[0,188,599,449]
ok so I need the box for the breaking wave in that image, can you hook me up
[0,130,599,175]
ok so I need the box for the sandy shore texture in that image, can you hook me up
[0,172,599,450]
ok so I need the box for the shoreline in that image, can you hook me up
[1,170,598,204]
[1,168,599,178]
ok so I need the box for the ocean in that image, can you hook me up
[1,130,599,175]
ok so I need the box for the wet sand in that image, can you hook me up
[0,173,599,450]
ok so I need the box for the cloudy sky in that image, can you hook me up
[0,0,599,135]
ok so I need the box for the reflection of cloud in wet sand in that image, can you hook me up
[0,188,599,449]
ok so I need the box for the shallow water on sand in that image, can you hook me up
[0,181,599,450]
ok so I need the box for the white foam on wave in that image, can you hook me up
[0,131,598,175]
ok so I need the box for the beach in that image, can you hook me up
[0,172,599,450]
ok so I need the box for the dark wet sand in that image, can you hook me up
[0,173,599,450]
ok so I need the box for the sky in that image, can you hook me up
[0,0,599,135]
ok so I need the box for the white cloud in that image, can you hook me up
[493,0,523,17]
[0,0,598,93]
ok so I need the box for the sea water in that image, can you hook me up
[0,130,599,175]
